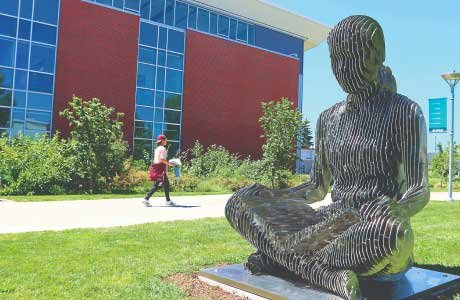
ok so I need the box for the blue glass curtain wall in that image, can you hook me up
[134,21,184,159]
[0,0,60,138]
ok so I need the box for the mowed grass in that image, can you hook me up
[1,191,230,202]
[0,202,459,300]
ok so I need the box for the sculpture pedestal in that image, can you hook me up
[199,264,460,300]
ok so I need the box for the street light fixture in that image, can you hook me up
[441,71,460,201]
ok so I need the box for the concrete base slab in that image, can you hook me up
[199,264,460,300]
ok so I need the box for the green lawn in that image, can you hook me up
[1,191,231,202]
[0,202,459,299]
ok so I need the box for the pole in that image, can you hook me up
[448,86,455,201]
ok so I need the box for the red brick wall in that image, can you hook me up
[54,0,139,144]
[182,30,299,158]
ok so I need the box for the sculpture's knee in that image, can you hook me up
[386,221,414,274]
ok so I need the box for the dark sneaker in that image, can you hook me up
[142,199,152,207]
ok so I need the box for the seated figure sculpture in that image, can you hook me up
[225,15,429,300]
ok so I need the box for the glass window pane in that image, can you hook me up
[168,30,184,53]
[229,19,237,40]
[158,27,167,49]
[18,19,31,40]
[0,67,14,89]
[165,93,181,110]
[0,14,17,38]
[248,24,255,45]
[0,107,11,128]
[96,0,112,5]
[125,0,140,12]
[0,89,13,106]
[137,63,155,89]
[164,109,180,124]
[32,23,57,45]
[20,0,33,19]
[0,0,19,16]
[175,1,187,30]
[12,108,25,128]
[134,139,152,160]
[210,13,217,35]
[114,0,124,9]
[139,46,156,65]
[28,92,52,110]
[136,88,154,106]
[135,121,153,139]
[153,122,163,138]
[218,15,229,37]
[34,0,59,25]
[13,90,26,107]
[157,50,166,66]
[237,22,248,42]
[154,108,163,123]
[165,69,182,93]
[165,0,174,26]
[166,53,183,70]
[14,70,27,90]
[140,0,150,19]
[197,9,209,32]
[135,106,154,121]
[167,141,180,157]
[188,5,197,29]
[0,37,15,67]
[30,44,55,73]
[16,41,29,69]
[156,67,165,90]
[139,22,157,47]
[150,0,165,23]
[26,110,51,131]
[155,91,164,107]
[28,72,53,93]
[164,123,180,140]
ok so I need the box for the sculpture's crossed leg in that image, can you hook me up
[226,188,414,300]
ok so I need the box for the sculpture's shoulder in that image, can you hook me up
[387,93,425,121]
[318,101,346,122]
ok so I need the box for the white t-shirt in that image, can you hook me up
[153,145,167,164]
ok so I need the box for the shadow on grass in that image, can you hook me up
[415,264,460,275]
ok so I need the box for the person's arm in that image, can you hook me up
[287,113,332,203]
[392,103,430,219]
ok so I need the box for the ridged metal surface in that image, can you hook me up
[225,15,430,300]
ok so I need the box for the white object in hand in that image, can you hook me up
[169,158,182,166]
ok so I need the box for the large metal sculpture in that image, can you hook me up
[225,15,430,300]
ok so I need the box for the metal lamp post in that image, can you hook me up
[441,71,460,201]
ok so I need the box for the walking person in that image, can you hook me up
[142,134,176,207]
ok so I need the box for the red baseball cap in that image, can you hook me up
[156,134,167,143]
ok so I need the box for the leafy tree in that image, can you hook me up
[431,143,460,187]
[259,98,302,189]
[298,119,313,149]
[60,96,129,192]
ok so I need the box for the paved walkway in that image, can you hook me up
[0,192,457,234]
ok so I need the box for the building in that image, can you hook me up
[298,148,315,174]
[0,0,329,159]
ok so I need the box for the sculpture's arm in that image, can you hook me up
[393,103,430,219]
[288,113,332,203]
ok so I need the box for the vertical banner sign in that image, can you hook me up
[428,98,448,133]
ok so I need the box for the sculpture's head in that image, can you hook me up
[328,15,386,94]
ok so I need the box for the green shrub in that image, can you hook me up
[0,134,73,195]
[60,96,129,192]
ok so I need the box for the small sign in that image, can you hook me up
[429,98,448,133]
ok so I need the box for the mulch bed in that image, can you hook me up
[165,273,249,300]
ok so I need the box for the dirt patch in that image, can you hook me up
[166,273,248,300]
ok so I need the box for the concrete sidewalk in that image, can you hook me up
[0,192,457,234]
